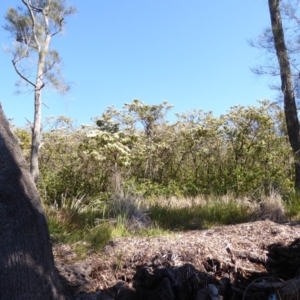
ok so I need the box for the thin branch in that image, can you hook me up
[36,73,46,91]
[51,18,64,37]
[27,3,43,13]
[12,59,36,88]
[43,60,56,75]
[25,117,33,132]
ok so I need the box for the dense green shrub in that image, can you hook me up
[14,100,294,203]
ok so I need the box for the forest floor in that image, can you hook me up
[53,219,300,299]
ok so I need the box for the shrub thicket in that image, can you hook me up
[16,99,290,203]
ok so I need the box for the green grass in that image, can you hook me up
[46,193,161,251]
[149,199,253,231]
[285,192,300,220]
[45,191,294,259]
[47,210,112,246]
[46,196,112,251]
[47,213,66,241]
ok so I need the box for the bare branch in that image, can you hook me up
[51,18,64,36]
[12,58,36,88]
[27,3,43,13]
[25,117,33,132]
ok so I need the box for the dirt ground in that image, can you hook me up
[53,220,300,299]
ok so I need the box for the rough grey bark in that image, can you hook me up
[0,103,65,299]
[268,0,300,189]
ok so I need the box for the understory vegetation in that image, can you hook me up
[13,99,300,256]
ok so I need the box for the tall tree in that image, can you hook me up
[3,0,76,184]
[124,99,173,178]
[267,0,300,189]
[0,102,65,299]
[252,0,300,189]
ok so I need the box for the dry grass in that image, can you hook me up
[252,191,286,222]
[146,192,288,230]
[109,193,152,234]
[147,192,285,214]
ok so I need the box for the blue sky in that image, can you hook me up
[0,0,278,127]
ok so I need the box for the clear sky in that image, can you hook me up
[0,0,279,127]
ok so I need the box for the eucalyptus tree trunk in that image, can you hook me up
[0,103,65,299]
[31,85,42,184]
[268,0,300,189]
[30,45,50,185]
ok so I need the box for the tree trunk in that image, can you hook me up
[0,103,65,299]
[30,86,42,185]
[268,0,300,189]
[30,26,51,185]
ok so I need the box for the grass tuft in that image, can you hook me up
[46,195,112,250]
[109,190,152,234]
